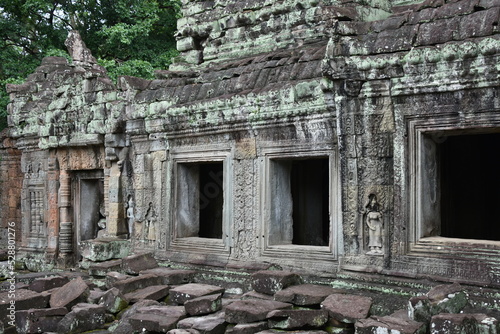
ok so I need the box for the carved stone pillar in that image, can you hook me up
[46,155,59,260]
[58,170,73,264]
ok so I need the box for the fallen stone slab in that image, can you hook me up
[128,313,180,332]
[49,276,89,310]
[225,299,293,324]
[184,293,222,316]
[99,287,129,314]
[251,270,302,295]
[170,283,225,305]
[15,307,67,334]
[0,289,49,323]
[321,293,373,323]
[241,291,274,301]
[88,259,122,276]
[118,299,161,320]
[355,315,425,334]
[274,284,340,306]
[128,305,187,333]
[57,303,107,334]
[88,288,106,303]
[409,283,468,323]
[168,329,201,334]
[112,273,162,294]
[225,321,269,334]
[140,267,197,285]
[28,275,70,293]
[121,252,158,274]
[267,309,329,330]
[177,311,227,334]
[124,284,170,303]
[105,271,131,289]
[80,238,131,262]
[430,313,498,334]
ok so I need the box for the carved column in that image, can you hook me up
[46,155,59,260]
[58,170,73,264]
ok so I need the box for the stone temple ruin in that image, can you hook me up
[1,0,500,332]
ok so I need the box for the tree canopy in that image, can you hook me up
[0,0,182,131]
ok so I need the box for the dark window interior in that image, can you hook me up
[440,133,500,241]
[199,162,224,239]
[290,158,330,246]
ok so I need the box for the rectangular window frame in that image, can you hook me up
[167,146,232,255]
[407,113,500,256]
[259,144,340,261]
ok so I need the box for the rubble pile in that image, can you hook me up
[0,253,498,333]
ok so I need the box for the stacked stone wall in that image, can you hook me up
[0,133,22,245]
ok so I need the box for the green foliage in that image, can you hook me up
[0,0,182,132]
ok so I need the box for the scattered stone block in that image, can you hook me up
[225,299,292,324]
[409,283,468,323]
[49,277,89,310]
[80,238,131,262]
[140,267,197,285]
[112,273,162,294]
[99,287,129,314]
[274,284,340,306]
[88,259,122,276]
[57,303,107,334]
[0,289,50,323]
[128,305,187,333]
[15,307,67,334]
[128,313,180,332]
[430,313,498,334]
[184,293,222,316]
[88,288,106,303]
[251,270,302,295]
[177,311,227,334]
[121,252,158,274]
[124,285,170,303]
[355,315,425,334]
[170,283,225,305]
[105,271,131,289]
[321,293,373,323]
[28,275,69,293]
[241,291,275,301]
[168,329,201,334]
[225,321,269,334]
[267,309,329,329]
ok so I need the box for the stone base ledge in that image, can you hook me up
[80,238,131,262]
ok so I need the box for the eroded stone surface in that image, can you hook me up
[121,252,158,274]
[355,315,426,334]
[321,293,373,323]
[274,284,340,306]
[184,293,223,316]
[267,309,329,329]
[430,313,498,334]
[177,311,227,334]
[251,271,302,295]
[57,303,106,334]
[15,307,67,334]
[169,283,225,305]
[49,277,89,310]
[140,267,197,285]
[225,299,293,324]
[124,284,170,303]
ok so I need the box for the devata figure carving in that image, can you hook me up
[126,195,135,238]
[365,194,383,255]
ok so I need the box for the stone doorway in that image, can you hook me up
[73,170,104,257]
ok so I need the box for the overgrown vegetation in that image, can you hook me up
[0,0,182,131]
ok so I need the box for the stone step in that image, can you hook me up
[140,267,197,285]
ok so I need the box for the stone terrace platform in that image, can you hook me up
[0,253,499,333]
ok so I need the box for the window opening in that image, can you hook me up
[270,157,330,246]
[439,133,500,241]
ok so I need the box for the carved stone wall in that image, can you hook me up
[3,0,500,287]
